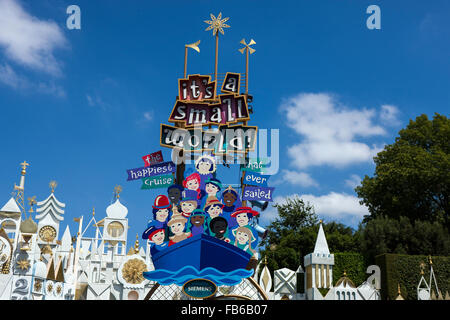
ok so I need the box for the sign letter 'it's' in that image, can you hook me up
[67,5,81,30]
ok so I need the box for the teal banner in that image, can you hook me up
[141,174,174,189]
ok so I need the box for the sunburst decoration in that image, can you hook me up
[121,258,148,284]
[204,12,230,36]
[16,258,30,271]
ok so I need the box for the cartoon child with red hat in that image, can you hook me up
[142,224,168,256]
[150,195,172,230]
[230,207,259,246]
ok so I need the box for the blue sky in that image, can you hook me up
[0,0,449,246]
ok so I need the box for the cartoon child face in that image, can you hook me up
[190,215,205,227]
[170,222,185,235]
[205,183,219,195]
[181,201,196,213]
[155,209,169,222]
[207,205,222,219]
[150,230,165,245]
[186,179,199,191]
[212,220,227,237]
[168,188,181,204]
[236,213,250,226]
[198,160,212,174]
[236,230,250,244]
[223,192,237,207]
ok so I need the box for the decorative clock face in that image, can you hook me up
[0,236,11,265]
[39,226,57,242]
[107,221,124,238]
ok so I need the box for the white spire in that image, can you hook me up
[0,197,21,214]
[313,221,330,255]
[106,199,128,219]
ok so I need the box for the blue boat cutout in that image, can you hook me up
[143,233,254,286]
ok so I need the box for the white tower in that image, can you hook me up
[304,220,334,300]
[35,181,65,258]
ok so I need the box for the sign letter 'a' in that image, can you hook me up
[221,72,241,94]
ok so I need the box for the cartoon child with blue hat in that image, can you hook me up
[142,224,168,256]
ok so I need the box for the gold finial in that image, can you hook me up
[397,283,402,295]
[114,185,122,199]
[27,196,36,213]
[134,234,139,254]
[204,12,230,36]
[20,161,30,174]
[263,256,268,265]
[420,262,425,275]
[92,207,95,216]
[239,39,256,54]
[429,255,433,265]
[185,40,200,53]
[343,270,347,277]
[319,219,323,224]
[49,180,57,193]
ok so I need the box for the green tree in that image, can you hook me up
[358,216,450,261]
[260,196,361,271]
[356,113,450,228]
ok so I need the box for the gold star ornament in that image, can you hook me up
[204,12,230,36]
[16,258,30,271]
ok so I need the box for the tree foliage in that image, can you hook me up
[260,196,360,271]
[356,113,450,228]
[358,216,450,262]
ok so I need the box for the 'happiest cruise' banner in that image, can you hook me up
[141,174,174,189]
[126,161,175,181]
[243,171,270,187]
[242,185,274,202]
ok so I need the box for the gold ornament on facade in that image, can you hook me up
[39,226,57,242]
[121,258,147,284]
[16,258,30,271]
[47,282,53,293]
[34,279,42,291]
[41,244,53,256]
[56,284,62,295]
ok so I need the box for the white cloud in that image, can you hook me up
[143,111,153,121]
[0,0,67,76]
[345,174,362,190]
[280,93,386,169]
[259,192,368,226]
[301,192,368,221]
[380,104,400,125]
[0,63,65,97]
[272,169,318,188]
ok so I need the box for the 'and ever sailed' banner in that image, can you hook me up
[242,185,274,202]
[243,171,270,187]
[126,161,175,181]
